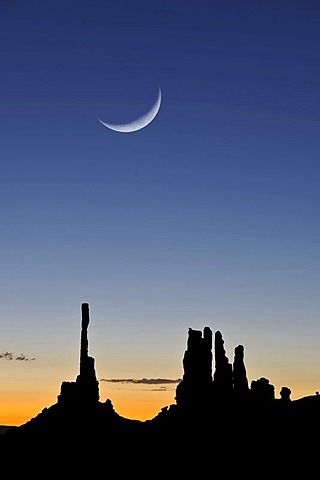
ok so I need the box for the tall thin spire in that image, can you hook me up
[58,302,99,404]
[80,302,89,376]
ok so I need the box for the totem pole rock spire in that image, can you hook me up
[58,302,99,405]
[76,302,99,402]
[80,302,90,377]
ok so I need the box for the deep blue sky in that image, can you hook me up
[1,0,320,421]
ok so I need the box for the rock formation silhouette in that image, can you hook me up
[175,326,213,409]
[57,303,99,405]
[1,302,319,475]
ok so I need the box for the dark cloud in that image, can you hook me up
[100,378,182,385]
[0,352,36,361]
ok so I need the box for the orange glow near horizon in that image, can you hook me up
[0,385,315,426]
[100,383,177,422]
[0,383,177,426]
[0,378,318,427]
[0,391,55,426]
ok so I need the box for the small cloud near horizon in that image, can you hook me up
[100,378,182,385]
[0,352,36,361]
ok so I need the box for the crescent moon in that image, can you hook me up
[97,87,162,133]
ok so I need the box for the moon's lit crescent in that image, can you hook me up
[97,87,162,133]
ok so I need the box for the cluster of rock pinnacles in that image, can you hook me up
[57,303,291,410]
[3,302,319,476]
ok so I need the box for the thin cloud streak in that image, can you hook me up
[0,352,36,361]
[100,378,182,385]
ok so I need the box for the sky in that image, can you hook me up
[1,0,320,425]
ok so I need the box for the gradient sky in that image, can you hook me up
[1,0,320,425]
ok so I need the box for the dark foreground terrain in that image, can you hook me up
[1,304,319,475]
